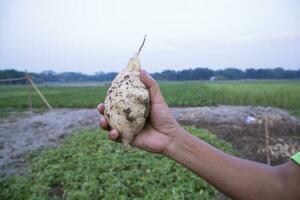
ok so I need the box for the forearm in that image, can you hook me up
[164,129,286,200]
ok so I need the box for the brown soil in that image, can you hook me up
[0,109,100,178]
[0,106,299,178]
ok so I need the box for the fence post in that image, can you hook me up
[25,73,32,111]
[264,118,271,165]
[25,74,52,110]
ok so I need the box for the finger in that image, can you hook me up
[99,117,110,131]
[97,103,105,114]
[108,129,120,141]
[140,70,164,104]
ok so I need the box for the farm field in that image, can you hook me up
[0,127,235,200]
[0,80,299,200]
[2,0,300,199]
[1,80,300,111]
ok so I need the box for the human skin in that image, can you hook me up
[97,70,300,200]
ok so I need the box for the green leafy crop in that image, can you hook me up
[0,127,235,200]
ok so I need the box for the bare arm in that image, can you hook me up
[98,70,300,200]
[165,128,300,200]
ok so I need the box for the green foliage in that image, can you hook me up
[0,127,235,200]
[1,80,300,110]
[160,80,300,109]
[0,85,108,109]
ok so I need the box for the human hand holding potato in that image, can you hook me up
[97,70,181,154]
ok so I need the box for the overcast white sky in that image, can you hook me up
[0,0,300,74]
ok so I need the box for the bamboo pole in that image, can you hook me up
[264,118,271,165]
[25,73,32,111]
[25,75,52,110]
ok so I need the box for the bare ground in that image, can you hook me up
[0,106,299,178]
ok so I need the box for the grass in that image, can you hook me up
[0,127,236,200]
[161,80,300,109]
[0,80,300,110]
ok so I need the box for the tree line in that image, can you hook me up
[0,67,299,84]
[152,68,300,80]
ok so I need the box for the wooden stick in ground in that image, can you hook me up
[264,117,271,165]
[26,75,52,110]
[25,74,32,111]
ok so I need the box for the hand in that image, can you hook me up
[97,70,182,154]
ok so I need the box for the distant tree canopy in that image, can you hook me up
[152,68,214,80]
[0,69,25,79]
[0,69,26,84]
[0,67,299,84]
[151,67,299,81]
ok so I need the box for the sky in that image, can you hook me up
[0,0,300,74]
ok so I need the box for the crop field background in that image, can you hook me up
[0,80,299,200]
[0,127,236,200]
[1,80,300,118]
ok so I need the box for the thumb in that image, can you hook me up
[140,70,165,104]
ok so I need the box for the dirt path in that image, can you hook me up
[0,107,299,178]
[0,109,100,177]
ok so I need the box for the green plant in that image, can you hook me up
[1,80,300,110]
[0,127,235,200]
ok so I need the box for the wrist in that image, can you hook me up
[162,126,187,157]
